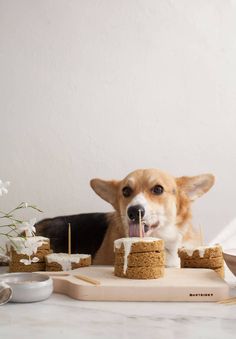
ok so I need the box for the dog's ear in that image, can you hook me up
[90,178,120,208]
[176,174,215,201]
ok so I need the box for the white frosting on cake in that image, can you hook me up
[114,237,161,274]
[179,244,220,258]
[46,253,91,271]
[6,236,49,256]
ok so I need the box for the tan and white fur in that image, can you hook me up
[90,168,215,267]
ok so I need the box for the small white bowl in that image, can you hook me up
[0,272,53,303]
[223,249,236,277]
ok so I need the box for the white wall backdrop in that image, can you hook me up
[1,0,236,245]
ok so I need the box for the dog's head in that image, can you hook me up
[90,169,215,237]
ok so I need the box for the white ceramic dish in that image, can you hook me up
[0,272,53,303]
[223,249,236,277]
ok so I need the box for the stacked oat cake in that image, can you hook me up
[178,244,225,278]
[114,237,165,279]
[7,236,51,272]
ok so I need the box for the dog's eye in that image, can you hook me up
[151,185,164,195]
[122,186,132,198]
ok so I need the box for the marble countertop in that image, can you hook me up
[1,267,236,339]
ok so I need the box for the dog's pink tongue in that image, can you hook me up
[129,223,144,237]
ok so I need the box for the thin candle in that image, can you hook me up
[68,223,71,255]
[139,209,143,238]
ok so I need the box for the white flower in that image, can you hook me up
[0,180,10,196]
[24,237,42,255]
[17,218,37,236]
[15,237,44,257]
[22,240,37,256]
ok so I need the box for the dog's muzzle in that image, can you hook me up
[127,205,145,222]
[127,204,159,236]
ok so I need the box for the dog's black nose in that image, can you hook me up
[127,205,145,221]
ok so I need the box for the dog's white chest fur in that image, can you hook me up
[151,223,182,267]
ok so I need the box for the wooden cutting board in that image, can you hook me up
[46,266,229,302]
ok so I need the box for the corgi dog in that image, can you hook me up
[36,168,214,267]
